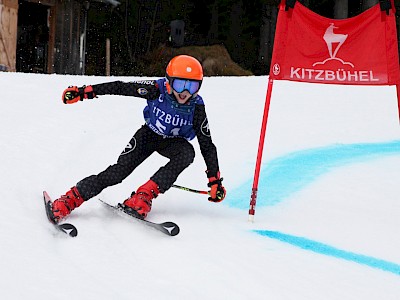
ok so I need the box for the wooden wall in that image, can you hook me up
[0,0,18,71]
[53,0,85,74]
[1,0,85,74]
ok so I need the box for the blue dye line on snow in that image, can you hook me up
[254,230,400,276]
[226,140,400,209]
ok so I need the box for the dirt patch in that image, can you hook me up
[139,44,253,76]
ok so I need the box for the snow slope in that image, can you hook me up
[0,72,399,299]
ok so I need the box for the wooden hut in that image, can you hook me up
[0,0,117,74]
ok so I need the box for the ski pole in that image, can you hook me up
[172,184,210,195]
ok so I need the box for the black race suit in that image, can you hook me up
[75,79,220,200]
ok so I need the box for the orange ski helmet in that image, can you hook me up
[166,55,203,94]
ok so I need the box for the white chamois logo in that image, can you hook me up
[313,23,354,67]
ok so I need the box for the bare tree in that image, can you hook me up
[334,0,348,19]
[362,0,378,11]
[258,2,278,72]
[207,1,219,44]
[229,1,244,61]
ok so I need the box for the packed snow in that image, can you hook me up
[0,72,399,299]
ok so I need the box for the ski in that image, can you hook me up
[99,199,180,236]
[43,191,78,237]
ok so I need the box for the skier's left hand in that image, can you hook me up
[208,176,226,202]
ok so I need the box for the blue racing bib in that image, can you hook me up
[143,78,204,141]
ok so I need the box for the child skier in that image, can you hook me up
[50,55,226,221]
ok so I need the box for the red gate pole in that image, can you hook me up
[248,78,274,222]
[396,84,400,123]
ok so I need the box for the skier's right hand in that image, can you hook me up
[62,85,96,104]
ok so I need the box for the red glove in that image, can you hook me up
[207,175,226,202]
[62,85,96,104]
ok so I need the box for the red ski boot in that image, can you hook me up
[123,180,160,219]
[52,186,84,222]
